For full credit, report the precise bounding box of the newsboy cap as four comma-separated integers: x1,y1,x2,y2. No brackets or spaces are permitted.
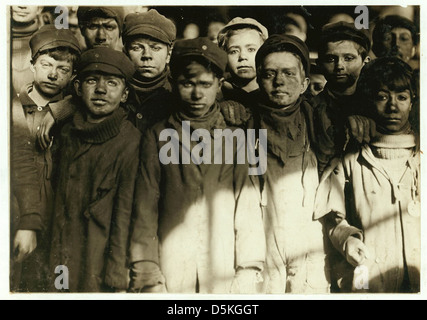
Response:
77,47,135,81
320,21,371,53
77,6,125,33
255,34,310,75
122,9,176,45
30,24,81,59
171,37,228,76
217,17,269,49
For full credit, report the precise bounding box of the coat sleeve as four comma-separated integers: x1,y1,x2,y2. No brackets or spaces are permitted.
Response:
233,140,266,271
104,129,141,290
129,128,162,266
11,100,43,231
314,156,363,256
49,95,78,123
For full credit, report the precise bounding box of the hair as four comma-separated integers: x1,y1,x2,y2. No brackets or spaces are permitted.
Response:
32,46,80,70
372,15,419,57
356,57,416,116
218,26,266,50
256,44,306,78
318,38,369,61
170,56,223,80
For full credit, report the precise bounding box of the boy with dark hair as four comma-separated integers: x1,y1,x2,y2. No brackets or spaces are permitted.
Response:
49,47,140,292
312,21,373,176
11,24,81,292
128,37,265,294
315,57,420,293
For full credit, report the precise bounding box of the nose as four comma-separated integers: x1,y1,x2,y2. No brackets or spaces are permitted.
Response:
95,79,107,94
238,50,248,61
335,57,345,70
387,94,398,111
48,68,58,80
191,85,203,100
96,27,106,40
273,72,286,86
141,46,152,59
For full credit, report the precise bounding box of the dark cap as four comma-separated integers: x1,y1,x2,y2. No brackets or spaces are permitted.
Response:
320,21,371,53
256,34,310,75
171,37,228,75
217,17,268,49
77,6,125,33
123,9,176,45
77,47,135,81
30,25,81,58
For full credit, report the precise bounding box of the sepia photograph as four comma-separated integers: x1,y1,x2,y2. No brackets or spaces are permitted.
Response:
2,0,425,303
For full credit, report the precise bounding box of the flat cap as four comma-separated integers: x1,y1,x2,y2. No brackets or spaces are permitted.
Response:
171,37,228,75
77,47,135,81
30,24,81,58
77,6,125,33
123,9,176,45
217,17,268,49
321,21,371,53
256,34,310,75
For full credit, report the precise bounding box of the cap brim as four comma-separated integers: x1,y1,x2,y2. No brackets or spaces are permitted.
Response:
124,26,171,44
78,63,126,79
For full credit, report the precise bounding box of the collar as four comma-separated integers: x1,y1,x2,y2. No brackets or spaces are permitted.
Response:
71,107,127,144
19,83,64,107
130,67,171,95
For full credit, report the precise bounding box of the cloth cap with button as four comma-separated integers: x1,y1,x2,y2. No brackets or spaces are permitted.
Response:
255,34,310,75
171,37,228,76
77,6,125,34
77,47,135,81
122,9,176,45
217,17,269,49
30,24,81,59
320,21,371,53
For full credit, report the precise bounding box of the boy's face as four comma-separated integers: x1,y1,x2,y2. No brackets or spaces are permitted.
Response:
75,73,129,122
83,17,120,49
258,51,309,108
319,40,368,92
12,6,41,24
31,54,73,98
127,37,171,79
373,86,412,134
226,29,263,82
176,61,222,118
382,27,415,62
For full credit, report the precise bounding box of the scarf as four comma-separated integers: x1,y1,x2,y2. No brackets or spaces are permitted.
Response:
12,19,39,39
257,97,307,165
171,103,226,137
72,107,127,144
130,68,171,96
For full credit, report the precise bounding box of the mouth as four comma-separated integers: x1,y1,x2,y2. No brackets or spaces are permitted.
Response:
272,91,289,97
13,11,29,16
334,74,347,79
237,66,253,71
189,103,206,109
91,99,108,106
42,82,58,89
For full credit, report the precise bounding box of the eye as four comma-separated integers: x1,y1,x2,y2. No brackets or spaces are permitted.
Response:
228,49,239,55
107,80,118,87
397,94,409,101
87,24,98,30
262,71,275,79
180,81,193,88
325,56,335,63
201,82,213,88
248,47,257,53
375,93,388,101
399,34,411,42
129,45,142,52
151,45,162,52
285,71,295,76
85,78,97,85
344,55,355,62
104,24,115,31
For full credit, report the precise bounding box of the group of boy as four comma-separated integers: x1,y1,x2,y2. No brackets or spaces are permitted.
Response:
11,6,420,294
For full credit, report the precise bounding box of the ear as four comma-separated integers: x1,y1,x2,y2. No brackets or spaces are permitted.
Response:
74,79,82,97
300,77,310,95
363,55,371,66
121,87,130,103
217,77,224,93
36,7,43,15
30,62,36,73
165,46,172,64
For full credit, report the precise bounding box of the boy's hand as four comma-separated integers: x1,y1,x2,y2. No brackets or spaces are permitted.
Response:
346,115,376,144
37,112,55,150
220,101,251,126
230,268,263,294
345,236,370,267
13,230,37,263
